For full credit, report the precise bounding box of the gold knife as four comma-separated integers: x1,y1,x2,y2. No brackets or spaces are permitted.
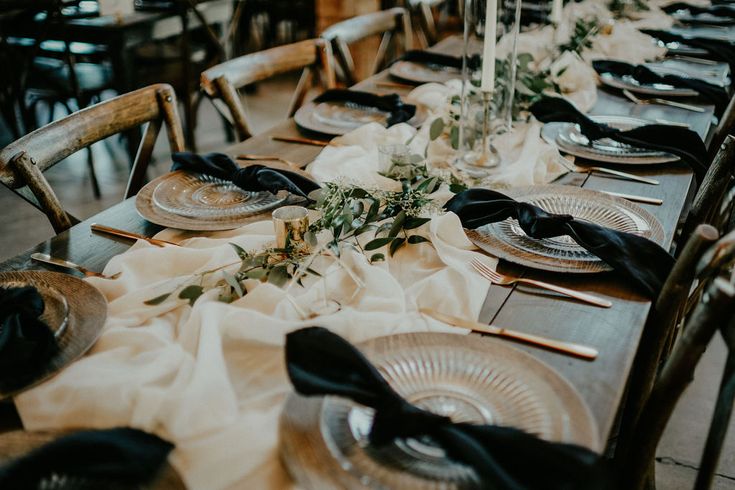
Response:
420,309,598,360
91,224,179,247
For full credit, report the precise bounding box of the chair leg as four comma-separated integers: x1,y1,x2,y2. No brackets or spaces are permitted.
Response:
86,146,101,199
694,350,735,490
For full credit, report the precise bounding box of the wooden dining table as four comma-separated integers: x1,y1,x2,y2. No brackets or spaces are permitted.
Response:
0,33,722,451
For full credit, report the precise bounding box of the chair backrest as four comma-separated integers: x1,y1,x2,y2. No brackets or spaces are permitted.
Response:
681,134,735,243
0,83,184,233
408,0,449,47
200,38,335,142
321,7,413,86
711,94,735,160
612,224,720,462
622,274,735,490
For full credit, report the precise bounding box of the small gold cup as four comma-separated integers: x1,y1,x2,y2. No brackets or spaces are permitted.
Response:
272,206,310,251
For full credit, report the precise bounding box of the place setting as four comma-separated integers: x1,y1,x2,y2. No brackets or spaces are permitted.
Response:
294,89,428,136
0,270,107,399
135,152,321,231
388,50,480,84
280,328,604,490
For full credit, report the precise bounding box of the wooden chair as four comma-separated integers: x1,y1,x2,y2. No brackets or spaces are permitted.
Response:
408,0,450,47
200,38,336,142
622,274,735,489
710,94,735,161
0,84,184,234
320,7,413,86
681,135,735,243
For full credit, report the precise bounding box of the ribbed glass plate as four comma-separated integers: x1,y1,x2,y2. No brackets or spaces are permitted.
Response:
541,115,680,165
389,60,461,84
312,102,388,129
294,101,427,136
466,185,665,274
152,172,284,219
280,333,599,490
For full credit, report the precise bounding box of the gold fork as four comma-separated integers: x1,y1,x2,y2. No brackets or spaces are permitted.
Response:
557,156,659,185
470,259,612,308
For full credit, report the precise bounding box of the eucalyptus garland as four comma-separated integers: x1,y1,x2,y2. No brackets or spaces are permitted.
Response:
558,17,600,54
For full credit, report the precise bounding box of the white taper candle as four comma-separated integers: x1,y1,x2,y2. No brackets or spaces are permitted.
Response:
481,0,498,93
551,0,563,25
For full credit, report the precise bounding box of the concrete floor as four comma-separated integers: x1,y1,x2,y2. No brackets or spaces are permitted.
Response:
0,76,733,489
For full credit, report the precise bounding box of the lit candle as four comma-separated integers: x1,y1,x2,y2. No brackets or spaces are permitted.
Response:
551,0,563,25
481,0,498,93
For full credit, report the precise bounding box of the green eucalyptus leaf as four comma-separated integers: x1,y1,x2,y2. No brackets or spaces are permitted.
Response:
429,118,445,140
268,265,289,287
144,292,171,306
389,237,406,256
229,242,249,259
404,217,431,229
388,210,406,238
365,237,395,250
179,285,204,306
370,253,385,263
304,230,318,247
407,235,429,244
244,267,268,280
222,271,244,298
450,126,460,150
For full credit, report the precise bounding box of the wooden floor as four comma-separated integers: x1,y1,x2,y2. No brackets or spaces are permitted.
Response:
0,75,733,489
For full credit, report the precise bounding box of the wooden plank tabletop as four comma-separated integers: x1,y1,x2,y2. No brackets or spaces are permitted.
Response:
0,34,720,448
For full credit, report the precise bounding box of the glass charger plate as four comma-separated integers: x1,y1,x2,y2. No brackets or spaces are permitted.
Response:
673,11,735,26
389,60,461,84
541,115,680,165
645,59,730,88
597,72,699,97
137,171,293,231
280,332,599,490
294,100,427,136
670,24,735,41
0,271,107,399
465,185,665,274
152,172,284,219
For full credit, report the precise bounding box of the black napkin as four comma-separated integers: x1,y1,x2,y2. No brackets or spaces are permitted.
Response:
313,89,416,126
286,326,613,490
530,96,709,181
592,59,728,114
661,2,735,19
399,50,483,71
445,188,674,297
0,428,174,488
0,286,58,385
171,152,320,199
641,28,735,71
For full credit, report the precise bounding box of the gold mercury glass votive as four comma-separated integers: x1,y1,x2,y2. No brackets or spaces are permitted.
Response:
272,206,310,251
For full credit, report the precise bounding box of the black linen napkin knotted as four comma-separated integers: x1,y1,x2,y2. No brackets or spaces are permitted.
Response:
399,50,483,71
0,286,58,384
313,89,416,126
641,28,735,71
0,428,174,488
286,326,613,490
592,59,728,115
530,96,709,181
171,152,320,199
445,188,675,298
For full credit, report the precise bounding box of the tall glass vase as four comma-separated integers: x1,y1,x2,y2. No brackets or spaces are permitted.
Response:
456,0,522,175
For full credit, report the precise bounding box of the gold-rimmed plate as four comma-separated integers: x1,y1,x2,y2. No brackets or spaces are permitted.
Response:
389,60,461,84
294,100,428,136
280,332,599,489
465,185,665,274
136,170,293,231
0,271,107,399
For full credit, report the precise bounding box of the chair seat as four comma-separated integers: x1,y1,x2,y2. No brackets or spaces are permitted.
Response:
28,57,113,95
